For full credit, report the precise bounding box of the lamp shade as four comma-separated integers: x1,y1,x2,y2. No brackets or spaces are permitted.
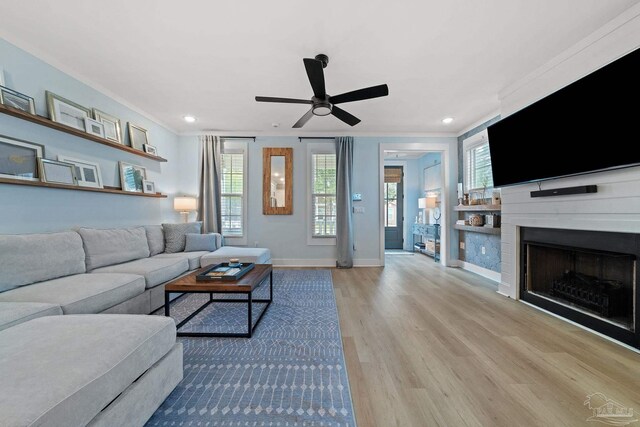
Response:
418,198,427,209
174,196,197,212
425,196,438,209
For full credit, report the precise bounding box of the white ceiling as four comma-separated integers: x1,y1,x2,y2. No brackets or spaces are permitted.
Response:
0,0,636,134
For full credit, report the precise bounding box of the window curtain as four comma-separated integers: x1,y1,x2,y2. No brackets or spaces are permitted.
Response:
197,135,223,233
335,136,354,268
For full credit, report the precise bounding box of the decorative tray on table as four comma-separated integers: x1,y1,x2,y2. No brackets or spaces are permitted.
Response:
196,262,255,282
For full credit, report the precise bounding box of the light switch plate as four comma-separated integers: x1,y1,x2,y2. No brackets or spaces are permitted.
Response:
353,206,365,214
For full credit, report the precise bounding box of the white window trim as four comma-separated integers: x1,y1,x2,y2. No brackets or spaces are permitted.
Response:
307,142,336,246
462,129,493,193
221,140,248,246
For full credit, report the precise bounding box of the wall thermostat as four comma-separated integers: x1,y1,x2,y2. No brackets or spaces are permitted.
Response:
352,193,362,201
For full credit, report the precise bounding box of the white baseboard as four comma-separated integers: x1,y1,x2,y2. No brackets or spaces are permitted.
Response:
272,258,383,267
459,261,501,283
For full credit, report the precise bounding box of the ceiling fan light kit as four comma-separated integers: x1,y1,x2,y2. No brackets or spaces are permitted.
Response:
255,53,389,128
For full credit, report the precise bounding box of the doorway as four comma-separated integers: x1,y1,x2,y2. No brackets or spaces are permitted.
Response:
384,166,404,249
379,143,452,267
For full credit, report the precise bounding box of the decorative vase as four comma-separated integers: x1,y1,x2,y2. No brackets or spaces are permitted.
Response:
469,214,484,227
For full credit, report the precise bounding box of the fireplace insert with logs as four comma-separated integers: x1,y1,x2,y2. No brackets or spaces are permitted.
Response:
521,227,639,348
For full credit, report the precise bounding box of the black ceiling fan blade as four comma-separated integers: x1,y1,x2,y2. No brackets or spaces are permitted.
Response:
329,84,389,105
293,108,315,128
303,58,326,99
331,106,361,126
255,96,313,104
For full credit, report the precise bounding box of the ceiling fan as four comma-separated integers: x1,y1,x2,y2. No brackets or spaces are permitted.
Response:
255,54,389,128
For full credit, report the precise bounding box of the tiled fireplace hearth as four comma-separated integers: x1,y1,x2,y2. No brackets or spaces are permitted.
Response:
520,227,639,348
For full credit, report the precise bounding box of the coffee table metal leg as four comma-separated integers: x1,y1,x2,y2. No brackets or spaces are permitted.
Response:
164,291,170,317
269,270,273,302
247,291,253,338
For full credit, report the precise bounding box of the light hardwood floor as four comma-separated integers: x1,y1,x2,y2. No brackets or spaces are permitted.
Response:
331,254,640,427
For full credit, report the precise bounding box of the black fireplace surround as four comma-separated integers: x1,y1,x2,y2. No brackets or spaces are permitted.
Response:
521,227,639,348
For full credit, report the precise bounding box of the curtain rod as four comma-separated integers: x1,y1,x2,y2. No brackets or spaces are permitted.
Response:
298,137,335,142
220,136,256,141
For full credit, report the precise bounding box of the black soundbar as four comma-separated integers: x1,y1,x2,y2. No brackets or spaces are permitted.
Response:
530,185,598,198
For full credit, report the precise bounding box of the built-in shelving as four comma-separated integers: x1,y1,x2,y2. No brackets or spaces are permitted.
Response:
454,204,502,212
454,224,501,235
0,177,167,198
0,104,168,162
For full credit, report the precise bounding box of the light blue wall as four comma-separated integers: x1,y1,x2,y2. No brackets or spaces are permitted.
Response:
457,116,501,272
178,135,457,264
0,38,182,233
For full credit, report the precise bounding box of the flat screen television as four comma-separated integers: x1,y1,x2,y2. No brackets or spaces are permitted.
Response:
487,47,640,188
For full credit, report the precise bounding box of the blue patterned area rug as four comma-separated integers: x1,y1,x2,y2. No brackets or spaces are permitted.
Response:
146,270,356,427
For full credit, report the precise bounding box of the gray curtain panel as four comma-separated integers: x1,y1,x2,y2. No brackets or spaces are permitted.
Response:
197,135,223,233
335,136,354,268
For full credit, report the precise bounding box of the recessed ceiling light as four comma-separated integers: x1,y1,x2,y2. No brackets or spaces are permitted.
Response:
280,178,284,182
183,115,196,123
274,173,280,177
442,117,454,125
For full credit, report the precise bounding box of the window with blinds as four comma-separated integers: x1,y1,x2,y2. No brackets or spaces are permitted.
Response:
221,152,245,237
311,153,337,237
464,141,494,192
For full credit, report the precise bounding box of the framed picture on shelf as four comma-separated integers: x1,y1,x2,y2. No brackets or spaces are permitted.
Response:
143,144,157,155
128,123,149,151
0,86,36,114
38,158,77,185
0,135,43,181
84,117,105,138
57,155,103,188
46,91,91,131
142,180,155,194
92,109,123,144
119,161,147,192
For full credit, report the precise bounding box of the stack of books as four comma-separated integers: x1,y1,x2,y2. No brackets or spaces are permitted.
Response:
456,219,469,226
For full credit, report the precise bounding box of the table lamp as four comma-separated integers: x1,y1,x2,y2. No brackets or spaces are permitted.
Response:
426,196,441,224
174,196,197,223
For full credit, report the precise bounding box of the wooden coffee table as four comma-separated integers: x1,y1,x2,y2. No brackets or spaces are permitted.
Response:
164,264,273,338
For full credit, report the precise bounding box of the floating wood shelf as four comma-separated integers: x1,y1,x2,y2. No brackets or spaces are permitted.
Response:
454,224,501,235
454,204,502,212
0,104,167,162
0,177,167,198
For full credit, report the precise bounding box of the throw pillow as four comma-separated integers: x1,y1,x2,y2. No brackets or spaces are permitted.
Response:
184,233,218,252
144,225,165,256
162,222,202,253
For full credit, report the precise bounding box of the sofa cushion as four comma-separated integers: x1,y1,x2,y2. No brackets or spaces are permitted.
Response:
0,314,176,427
0,231,85,292
92,257,189,288
0,273,145,314
200,246,272,268
78,227,150,271
145,225,165,256
162,222,202,253
154,251,210,270
184,233,218,252
0,302,62,331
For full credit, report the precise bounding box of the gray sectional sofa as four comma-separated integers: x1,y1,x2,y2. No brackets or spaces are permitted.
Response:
0,224,271,427
0,224,272,315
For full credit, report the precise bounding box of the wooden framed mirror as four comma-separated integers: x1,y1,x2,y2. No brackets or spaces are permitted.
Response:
263,147,293,214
